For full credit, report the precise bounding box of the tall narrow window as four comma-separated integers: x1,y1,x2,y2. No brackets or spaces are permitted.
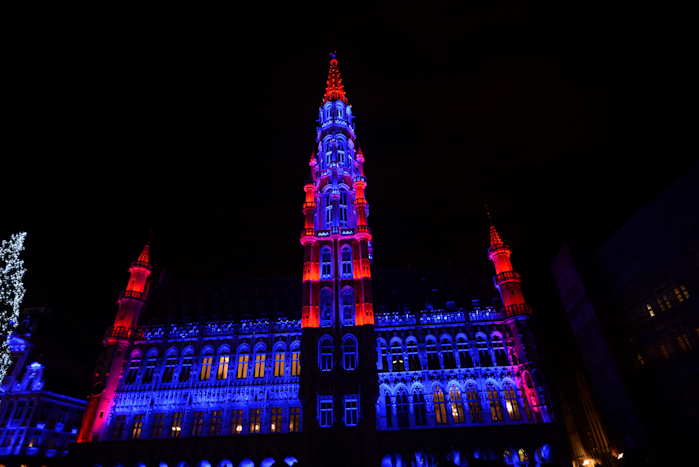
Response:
131,414,144,439
191,411,204,436
449,387,465,423
341,287,355,326
236,353,249,379
270,408,282,432
217,355,229,380
391,341,405,372
384,394,393,427
209,410,222,435
162,352,177,383
170,412,183,438
142,351,157,384
467,386,482,423
441,340,456,369
274,351,285,377
503,385,521,420
249,409,261,433
319,336,334,371
433,387,448,424
378,341,390,372
477,336,493,367
200,354,213,380
413,390,427,426
344,396,359,426
325,205,333,226
125,355,141,385
179,353,193,382
457,338,473,368
341,246,353,278
396,391,409,428
320,287,333,324
339,192,348,225
487,384,504,422
289,407,301,432
405,340,420,371
254,353,266,378
320,247,333,279
319,398,334,427
111,415,126,440
492,335,509,366
231,409,243,434
426,339,440,369
151,413,165,438
291,350,301,376
342,335,358,370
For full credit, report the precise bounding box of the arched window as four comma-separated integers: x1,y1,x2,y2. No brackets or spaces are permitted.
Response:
124,351,142,385
457,337,473,368
180,348,194,382
341,287,355,326
319,335,334,371
467,384,483,423
290,341,301,376
253,346,266,378
391,340,405,372
406,339,420,371
492,333,509,366
477,335,493,367
273,345,286,377
396,390,410,427
441,338,456,369
433,386,448,424
426,338,440,370
320,247,333,280
487,382,504,422
320,287,333,325
217,347,230,380
412,388,427,425
162,348,178,383
518,448,528,463
377,340,390,372
449,386,465,423
342,335,358,370
340,245,353,278
199,349,213,380
236,347,249,379
142,349,158,384
503,383,521,420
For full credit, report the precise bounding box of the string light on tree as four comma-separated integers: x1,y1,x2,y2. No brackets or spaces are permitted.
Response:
0,232,27,383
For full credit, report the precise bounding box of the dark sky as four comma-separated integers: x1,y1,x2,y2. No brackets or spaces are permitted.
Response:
4,2,696,397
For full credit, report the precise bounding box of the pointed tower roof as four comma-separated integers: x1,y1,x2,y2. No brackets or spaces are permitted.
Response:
485,205,506,248
134,242,151,267
323,52,348,104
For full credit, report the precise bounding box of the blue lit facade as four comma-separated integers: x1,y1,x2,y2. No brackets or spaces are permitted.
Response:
73,55,561,467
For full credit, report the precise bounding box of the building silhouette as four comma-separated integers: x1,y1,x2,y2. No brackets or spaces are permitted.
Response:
73,55,563,467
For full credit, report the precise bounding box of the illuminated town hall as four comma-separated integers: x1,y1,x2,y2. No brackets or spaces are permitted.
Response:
74,56,561,466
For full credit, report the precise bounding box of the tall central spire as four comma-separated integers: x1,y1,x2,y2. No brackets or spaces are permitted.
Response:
323,52,348,104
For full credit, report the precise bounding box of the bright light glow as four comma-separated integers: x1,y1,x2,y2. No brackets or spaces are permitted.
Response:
0,232,27,382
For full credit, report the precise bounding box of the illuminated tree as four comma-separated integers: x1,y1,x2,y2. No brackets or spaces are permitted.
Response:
0,232,27,383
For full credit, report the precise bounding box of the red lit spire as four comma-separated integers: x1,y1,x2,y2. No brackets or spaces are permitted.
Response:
323,52,348,104
134,242,151,267
486,205,505,248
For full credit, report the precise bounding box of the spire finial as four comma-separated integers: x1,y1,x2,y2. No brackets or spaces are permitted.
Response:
485,205,505,248
323,52,348,104
135,242,151,267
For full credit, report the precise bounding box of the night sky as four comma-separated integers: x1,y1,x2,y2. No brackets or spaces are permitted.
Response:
4,2,696,397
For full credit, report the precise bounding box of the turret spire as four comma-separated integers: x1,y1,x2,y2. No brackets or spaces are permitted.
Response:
323,52,348,104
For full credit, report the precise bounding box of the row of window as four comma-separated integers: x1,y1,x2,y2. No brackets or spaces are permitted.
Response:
377,335,513,372
643,284,690,318
319,287,356,326
318,395,359,427
319,245,353,279
110,407,302,441
124,350,301,386
381,384,529,428
318,335,357,371
636,328,698,366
